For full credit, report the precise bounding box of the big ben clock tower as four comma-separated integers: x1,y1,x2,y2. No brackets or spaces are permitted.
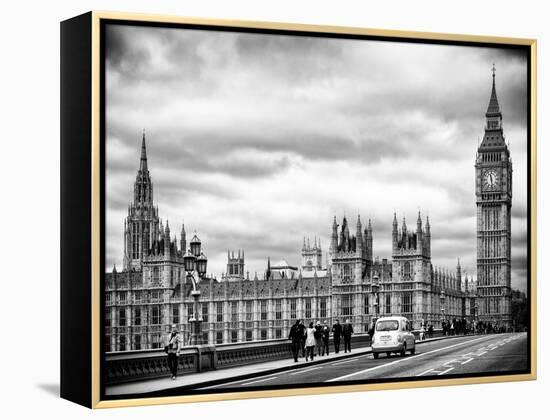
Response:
475,66,513,328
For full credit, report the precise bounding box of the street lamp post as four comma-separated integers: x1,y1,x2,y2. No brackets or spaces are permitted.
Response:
183,234,208,346
440,290,446,335
372,274,380,330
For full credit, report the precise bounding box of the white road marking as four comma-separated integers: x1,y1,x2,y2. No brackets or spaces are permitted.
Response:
332,357,365,365
461,357,474,365
289,366,321,375
438,367,455,375
240,376,278,386
327,335,490,382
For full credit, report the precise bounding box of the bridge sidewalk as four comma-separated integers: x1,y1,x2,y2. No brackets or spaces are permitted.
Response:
106,343,373,396
106,334,463,396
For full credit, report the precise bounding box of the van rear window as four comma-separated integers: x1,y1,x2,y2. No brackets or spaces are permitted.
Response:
376,320,399,331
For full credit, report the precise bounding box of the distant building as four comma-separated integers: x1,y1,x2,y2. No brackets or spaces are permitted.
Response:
105,132,479,352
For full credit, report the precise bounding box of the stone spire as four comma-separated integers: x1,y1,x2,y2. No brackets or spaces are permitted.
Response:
486,64,501,116
140,129,148,172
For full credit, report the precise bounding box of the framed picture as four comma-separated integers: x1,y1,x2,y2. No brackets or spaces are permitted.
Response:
60,11,537,409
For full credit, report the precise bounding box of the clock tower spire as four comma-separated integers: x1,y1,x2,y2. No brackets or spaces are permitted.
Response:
475,66,513,328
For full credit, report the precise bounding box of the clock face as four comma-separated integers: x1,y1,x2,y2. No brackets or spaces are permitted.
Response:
483,169,499,190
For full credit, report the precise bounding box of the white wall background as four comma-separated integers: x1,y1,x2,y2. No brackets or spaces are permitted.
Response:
0,0,546,418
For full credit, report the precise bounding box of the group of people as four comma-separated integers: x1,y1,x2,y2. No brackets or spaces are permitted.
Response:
288,319,354,362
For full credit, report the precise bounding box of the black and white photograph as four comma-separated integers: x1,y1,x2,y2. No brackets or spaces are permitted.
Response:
101,21,532,399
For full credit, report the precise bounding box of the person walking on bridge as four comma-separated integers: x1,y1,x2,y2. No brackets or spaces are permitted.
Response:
305,322,316,361
288,319,304,362
164,324,181,380
332,319,342,354
343,319,354,353
322,320,330,356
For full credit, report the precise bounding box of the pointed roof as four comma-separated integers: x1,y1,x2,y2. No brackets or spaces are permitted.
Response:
139,130,148,172
486,64,501,116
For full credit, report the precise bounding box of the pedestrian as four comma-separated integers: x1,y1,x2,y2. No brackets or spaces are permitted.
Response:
419,324,426,341
428,324,434,338
164,324,180,380
298,319,306,357
314,321,323,356
322,320,330,356
288,319,303,362
332,319,342,353
450,320,455,336
305,322,316,361
343,318,354,353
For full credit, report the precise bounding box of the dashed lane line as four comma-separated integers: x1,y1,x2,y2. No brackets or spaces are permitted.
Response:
240,376,278,386
326,335,490,382
289,366,321,375
416,333,525,377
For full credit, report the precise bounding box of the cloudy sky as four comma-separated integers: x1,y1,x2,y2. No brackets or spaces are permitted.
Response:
105,24,529,291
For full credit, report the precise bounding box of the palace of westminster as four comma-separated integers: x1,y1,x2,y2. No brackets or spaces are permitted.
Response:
105,70,513,352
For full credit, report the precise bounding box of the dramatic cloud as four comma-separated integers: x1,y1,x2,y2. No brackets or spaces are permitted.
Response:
105,24,529,291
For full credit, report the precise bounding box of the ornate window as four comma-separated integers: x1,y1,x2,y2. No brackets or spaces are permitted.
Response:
245,301,253,321
152,266,160,284
343,264,352,283
216,302,224,322
172,306,179,324
260,300,268,320
231,301,239,322
305,298,312,318
385,294,391,314
134,335,141,350
105,310,111,327
402,262,411,279
119,335,126,351
289,299,297,319
118,308,126,326
320,297,327,318
202,303,209,322
401,292,412,313
275,299,282,320
364,295,369,314
134,308,141,326
152,306,161,324
342,295,352,316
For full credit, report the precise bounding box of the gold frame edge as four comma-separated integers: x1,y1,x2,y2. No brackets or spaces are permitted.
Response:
88,10,538,409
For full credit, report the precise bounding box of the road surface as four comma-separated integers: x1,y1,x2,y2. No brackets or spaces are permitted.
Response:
201,333,528,390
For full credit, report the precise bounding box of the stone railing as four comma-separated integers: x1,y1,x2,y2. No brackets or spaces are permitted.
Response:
105,333,372,385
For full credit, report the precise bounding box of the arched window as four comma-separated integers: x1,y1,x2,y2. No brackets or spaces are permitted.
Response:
402,262,411,278
343,265,352,283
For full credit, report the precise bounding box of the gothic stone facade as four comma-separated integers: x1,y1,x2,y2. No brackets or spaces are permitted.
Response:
105,134,477,352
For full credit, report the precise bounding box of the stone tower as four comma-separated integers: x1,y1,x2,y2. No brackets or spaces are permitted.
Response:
301,236,322,271
475,66,513,327
226,250,245,278
123,132,160,270
392,212,431,284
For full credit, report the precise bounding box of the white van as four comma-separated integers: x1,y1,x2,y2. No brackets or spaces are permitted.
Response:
371,316,416,359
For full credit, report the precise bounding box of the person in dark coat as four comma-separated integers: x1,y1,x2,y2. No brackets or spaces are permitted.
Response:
332,319,342,354
288,319,303,362
314,321,323,356
299,319,306,357
321,320,330,356
342,318,354,353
